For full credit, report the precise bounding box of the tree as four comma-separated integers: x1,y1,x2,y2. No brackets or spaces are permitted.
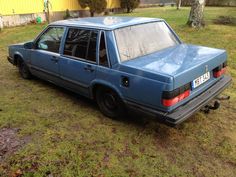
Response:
177,0,182,10
187,0,206,28
44,0,52,23
79,0,107,17
120,0,140,13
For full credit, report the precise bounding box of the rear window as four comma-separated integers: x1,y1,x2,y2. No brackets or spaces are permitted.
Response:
114,22,179,62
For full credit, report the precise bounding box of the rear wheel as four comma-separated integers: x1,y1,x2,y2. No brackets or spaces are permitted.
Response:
18,59,32,79
96,87,126,119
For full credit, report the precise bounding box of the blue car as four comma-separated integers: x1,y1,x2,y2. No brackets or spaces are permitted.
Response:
7,17,231,126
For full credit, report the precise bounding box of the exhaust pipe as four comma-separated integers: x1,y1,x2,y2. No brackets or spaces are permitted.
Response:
216,95,230,101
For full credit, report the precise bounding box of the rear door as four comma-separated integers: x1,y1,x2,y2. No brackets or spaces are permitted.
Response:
59,28,98,96
30,26,65,82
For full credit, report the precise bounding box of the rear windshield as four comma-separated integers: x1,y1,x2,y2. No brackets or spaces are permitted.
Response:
114,22,179,62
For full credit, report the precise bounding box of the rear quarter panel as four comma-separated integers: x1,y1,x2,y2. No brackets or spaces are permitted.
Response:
94,66,174,112
98,31,174,112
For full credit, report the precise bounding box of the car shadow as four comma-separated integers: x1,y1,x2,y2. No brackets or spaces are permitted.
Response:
29,76,186,132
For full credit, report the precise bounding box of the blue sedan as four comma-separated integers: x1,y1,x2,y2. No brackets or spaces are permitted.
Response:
7,17,232,126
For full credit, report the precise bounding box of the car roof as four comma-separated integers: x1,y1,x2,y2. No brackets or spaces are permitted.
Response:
50,16,163,30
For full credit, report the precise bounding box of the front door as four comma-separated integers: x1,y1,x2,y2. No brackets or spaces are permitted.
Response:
59,28,98,97
30,26,65,83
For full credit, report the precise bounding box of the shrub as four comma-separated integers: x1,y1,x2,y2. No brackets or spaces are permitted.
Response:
64,9,71,19
79,0,107,17
120,0,140,13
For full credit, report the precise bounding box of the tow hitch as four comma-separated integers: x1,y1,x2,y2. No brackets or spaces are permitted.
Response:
201,95,230,114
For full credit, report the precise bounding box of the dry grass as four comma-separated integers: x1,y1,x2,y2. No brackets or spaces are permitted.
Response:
0,7,236,177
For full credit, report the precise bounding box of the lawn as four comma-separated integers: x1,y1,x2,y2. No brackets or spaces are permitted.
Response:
0,6,236,177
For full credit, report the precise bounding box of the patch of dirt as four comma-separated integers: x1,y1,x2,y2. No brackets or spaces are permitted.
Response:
0,128,24,161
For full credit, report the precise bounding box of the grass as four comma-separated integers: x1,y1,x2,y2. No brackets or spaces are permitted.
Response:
0,6,236,177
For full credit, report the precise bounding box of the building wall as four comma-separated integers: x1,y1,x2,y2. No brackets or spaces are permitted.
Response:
0,0,121,28
140,0,175,4
0,0,121,16
1,13,46,27
0,0,44,15
107,0,120,9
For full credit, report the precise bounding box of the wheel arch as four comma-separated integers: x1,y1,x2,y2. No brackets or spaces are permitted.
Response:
90,81,124,100
13,52,24,66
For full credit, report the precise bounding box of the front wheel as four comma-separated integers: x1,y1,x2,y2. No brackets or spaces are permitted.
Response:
18,60,32,79
96,87,126,119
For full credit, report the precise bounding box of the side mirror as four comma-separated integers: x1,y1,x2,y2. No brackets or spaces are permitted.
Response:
24,41,34,49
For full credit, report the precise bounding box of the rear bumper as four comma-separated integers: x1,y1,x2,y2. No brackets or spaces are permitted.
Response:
7,56,15,65
125,76,232,126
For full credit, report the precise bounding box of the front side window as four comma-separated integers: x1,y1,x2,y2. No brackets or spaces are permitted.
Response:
114,22,179,62
36,27,64,53
64,28,98,63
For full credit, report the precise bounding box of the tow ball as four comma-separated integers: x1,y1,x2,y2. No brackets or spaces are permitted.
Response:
201,95,230,114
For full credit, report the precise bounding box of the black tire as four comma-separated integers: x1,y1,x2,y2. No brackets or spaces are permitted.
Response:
18,59,32,79
96,87,126,119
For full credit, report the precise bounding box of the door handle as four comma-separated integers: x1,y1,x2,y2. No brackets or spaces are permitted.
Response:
51,56,59,62
84,65,95,72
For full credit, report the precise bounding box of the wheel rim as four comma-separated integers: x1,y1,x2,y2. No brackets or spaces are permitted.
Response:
103,92,117,110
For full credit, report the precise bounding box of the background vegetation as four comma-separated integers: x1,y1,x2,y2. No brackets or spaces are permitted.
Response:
0,6,236,177
79,0,107,17
121,0,140,13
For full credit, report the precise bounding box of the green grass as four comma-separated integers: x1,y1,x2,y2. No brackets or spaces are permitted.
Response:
0,7,236,177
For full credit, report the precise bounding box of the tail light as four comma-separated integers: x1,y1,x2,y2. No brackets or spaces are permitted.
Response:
213,61,227,78
162,83,191,107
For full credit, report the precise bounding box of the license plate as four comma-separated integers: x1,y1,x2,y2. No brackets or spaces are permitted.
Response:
192,72,210,89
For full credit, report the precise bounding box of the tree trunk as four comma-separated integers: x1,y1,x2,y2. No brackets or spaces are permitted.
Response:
177,0,181,10
0,16,3,30
45,0,50,23
90,11,94,17
187,0,206,28
46,7,50,23
127,7,131,13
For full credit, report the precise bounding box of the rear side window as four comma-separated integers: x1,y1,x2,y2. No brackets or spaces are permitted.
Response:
87,31,98,62
36,27,65,53
99,32,109,67
64,28,98,63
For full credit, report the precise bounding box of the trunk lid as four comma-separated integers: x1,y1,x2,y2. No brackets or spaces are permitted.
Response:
121,44,227,89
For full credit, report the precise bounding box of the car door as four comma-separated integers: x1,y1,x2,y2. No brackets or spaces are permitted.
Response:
59,28,98,97
30,26,65,83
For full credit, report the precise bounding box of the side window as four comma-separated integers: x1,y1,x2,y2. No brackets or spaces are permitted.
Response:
64,28,98,63
87,31,98,62
36,27,64,53
99,32,109,67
